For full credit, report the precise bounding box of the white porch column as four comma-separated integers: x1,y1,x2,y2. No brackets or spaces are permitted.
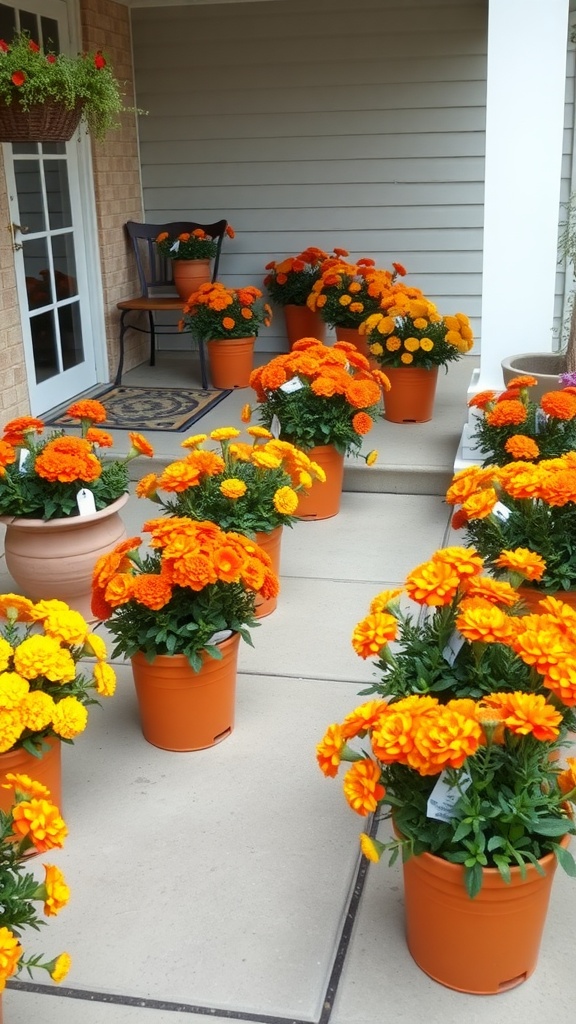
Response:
477,0,570,390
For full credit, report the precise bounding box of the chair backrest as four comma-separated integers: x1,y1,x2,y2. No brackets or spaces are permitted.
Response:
125,219,228,297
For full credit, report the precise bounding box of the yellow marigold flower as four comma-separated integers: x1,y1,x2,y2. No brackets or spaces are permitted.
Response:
371,709,416,764
220,478,248,500
433,546,483,578
41,864,71,916
41,608,89,647
0,708,24,752
210,427,241,441
251,450,282,470
339,294,352,306
0,671,29,708
51,697,88,739
11,798,68,852
49,951,72,983
309,461,326,483
369,342,384,356
316,723,344,777
365,450,378,467
400,352,413,364
13,635,75,683
228,442,252,462
273,486,299,515
0,638,12,672
1,772,51,798
0,927,23,991
359,833,385,862
298,470,313,489
404,336,420,352
463,576,519,607
494,548,546,581
341,700,388,739
376,316,395,335
93,662,116,697
246,426,273,439
455,598,517,644
343,759,385,816
352,612,397,659
30,599,70,622
369,589,402,614
83,633,108,660
420,337,434,352
181,433,208,449
21,691,55,732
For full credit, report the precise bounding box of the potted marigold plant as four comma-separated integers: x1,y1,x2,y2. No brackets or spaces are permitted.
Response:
357,264,474,423
91,516,278,751
155,224,235,301
0,774,72,1006
181,282,272,389
0,31,129,142
263,246,337,346
467,374,576,464
317,544,576,993
136,426,323,617
446,453,576,601
0,402,153,619
248,338,386,520
0,592,115,808
306,255,395,353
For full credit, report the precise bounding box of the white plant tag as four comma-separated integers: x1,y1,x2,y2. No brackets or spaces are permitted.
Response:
427,769,472,822
442,630,465,666
280,375,304,393
206,629,233,646
169,240,180,254
492,501,511,521
18,449,30,471
270,414,281,439
76,489,97,516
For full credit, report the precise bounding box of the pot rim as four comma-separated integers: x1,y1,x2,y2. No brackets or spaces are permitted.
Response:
130,632,240,667
0,490,129,529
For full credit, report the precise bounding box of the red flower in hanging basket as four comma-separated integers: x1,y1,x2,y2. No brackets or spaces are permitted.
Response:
10,70,26,87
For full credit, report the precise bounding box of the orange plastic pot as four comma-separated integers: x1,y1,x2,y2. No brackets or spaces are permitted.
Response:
382,366,439,423
517,586,576,612
283,305,326,348
296,445,344,521
253,526,282,617
401,837,568,994
130,633,240,751
207,336,255,389
0,737,62,814
334,325,373,361
0,493,128,623
171,259,211,302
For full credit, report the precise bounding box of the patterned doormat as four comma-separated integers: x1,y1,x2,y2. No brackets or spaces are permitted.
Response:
47,385,232,432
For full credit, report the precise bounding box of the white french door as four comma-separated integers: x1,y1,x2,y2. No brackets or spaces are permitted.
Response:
2,0,100,414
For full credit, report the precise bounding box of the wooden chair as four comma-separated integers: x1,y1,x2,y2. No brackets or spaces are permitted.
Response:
115,219,228,389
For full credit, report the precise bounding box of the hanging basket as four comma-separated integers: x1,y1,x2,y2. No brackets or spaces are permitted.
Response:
0,101,83,143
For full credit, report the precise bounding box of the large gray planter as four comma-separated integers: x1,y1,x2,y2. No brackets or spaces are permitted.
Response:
501,352,566,403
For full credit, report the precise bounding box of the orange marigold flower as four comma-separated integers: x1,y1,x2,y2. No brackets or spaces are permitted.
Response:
461,488,498,520
35,436,101,484
540,390,576,420
455,597,517,644
504,435,540,461
135,473,158,499
316,723,344,777
405,559,460,607
2,416,44,445
481,691,562,741
451,509,469,530
392,261,407,276
0,927,23,991
557,757,576,794
0,439,16,467
371,709,416,764
220,478,248,500
543,658,576,707
493,548,546,581
352,612,398,659
66,399,107,423
345,379,381,409
273,486,299,515
222,316,235,330
128,432,154,457
352,412,373,435
341,700,388,739
130,574,173,611
485,399,527,427
343,758,385,816
11,798,68,852
506,375,538,389
157,461,201,492
409,707,483,775
240,403,252,423
463,575,519,607
468,390,497,409
86,427,114,448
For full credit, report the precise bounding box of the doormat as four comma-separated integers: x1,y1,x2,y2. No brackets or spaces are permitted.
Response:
46,385,232,433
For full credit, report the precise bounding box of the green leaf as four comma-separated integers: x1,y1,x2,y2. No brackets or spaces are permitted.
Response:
552,843,576,877
464,862,483,899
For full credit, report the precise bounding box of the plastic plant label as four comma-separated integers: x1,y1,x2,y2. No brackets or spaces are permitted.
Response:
169,240,181,254
18,449,30,471
492,501,511,521
279,375,304,393
270,414,281,439
76,488,97,516
427,769,472,823
206,629,233,646
442,630,465,666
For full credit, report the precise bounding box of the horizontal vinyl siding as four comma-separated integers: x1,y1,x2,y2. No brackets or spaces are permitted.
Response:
132,0,488,351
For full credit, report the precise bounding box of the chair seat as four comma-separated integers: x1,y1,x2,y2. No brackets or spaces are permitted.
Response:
117,296,184,312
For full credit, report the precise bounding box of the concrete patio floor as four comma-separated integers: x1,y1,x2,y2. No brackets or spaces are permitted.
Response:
1,352,574,1024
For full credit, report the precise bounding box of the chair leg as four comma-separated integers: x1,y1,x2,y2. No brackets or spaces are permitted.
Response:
115,312,128,385
148,311,156,366
199,340,209,390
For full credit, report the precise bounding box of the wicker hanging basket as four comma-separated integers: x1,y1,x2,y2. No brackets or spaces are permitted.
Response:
0,101,83,143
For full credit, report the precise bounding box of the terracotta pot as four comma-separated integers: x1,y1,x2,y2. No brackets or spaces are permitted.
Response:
402,836,569,994
283,305,326,348
295,445,344,521
381,365,439,423
171,259,211,302
334,325,373,361
0,737,62,814
517,586,576,612
0,493,128,623
207,336,255,389
130,633,240,751
253,526,282,617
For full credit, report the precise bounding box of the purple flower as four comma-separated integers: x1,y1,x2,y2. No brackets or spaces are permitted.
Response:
559,371,576,387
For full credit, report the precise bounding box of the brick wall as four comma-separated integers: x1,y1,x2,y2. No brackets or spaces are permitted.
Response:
0,157,29,419
81,0,146,376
